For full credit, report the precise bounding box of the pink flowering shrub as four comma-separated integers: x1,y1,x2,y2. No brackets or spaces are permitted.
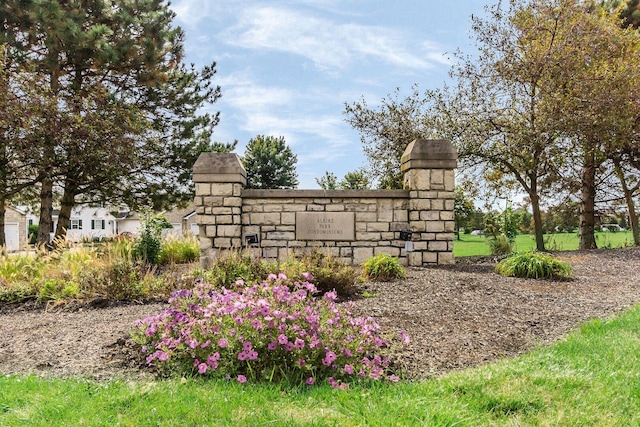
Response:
132,273,406,386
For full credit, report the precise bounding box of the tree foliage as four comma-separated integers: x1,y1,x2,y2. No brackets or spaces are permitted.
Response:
316,171,338,190
344,0,640,251
344,86,437,189
0,0,222,246
243,135,298,189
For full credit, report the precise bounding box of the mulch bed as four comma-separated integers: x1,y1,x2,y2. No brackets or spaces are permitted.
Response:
1,248,639,380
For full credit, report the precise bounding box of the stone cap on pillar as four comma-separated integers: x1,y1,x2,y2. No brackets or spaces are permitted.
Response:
193,152,247,184
401,139,457,171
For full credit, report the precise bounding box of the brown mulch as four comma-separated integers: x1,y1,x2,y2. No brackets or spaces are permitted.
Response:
1,248,639,381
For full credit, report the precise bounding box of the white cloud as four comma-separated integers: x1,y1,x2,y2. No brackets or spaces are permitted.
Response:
224,6,445,73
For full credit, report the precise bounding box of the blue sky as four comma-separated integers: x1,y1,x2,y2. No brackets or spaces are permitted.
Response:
170,0,490,188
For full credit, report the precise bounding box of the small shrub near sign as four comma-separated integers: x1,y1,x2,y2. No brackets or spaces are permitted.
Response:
362,254,406,281
495,252,572,280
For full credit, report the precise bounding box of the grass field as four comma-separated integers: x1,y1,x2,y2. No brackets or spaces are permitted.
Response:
2,304,639,426
453,231,635,257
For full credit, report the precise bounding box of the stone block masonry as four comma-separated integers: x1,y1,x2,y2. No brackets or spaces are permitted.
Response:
193,139,457,268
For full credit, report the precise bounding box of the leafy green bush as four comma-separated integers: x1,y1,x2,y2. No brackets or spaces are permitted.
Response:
489,234,513,255
133,274,407,386
362,254,406,282
495,251,572,279
133,214,172,265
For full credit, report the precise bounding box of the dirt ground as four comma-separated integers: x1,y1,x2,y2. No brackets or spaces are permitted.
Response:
1,247,639,381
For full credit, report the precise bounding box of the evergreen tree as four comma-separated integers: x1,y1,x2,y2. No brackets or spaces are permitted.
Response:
243,135,298,189
0,0,221,245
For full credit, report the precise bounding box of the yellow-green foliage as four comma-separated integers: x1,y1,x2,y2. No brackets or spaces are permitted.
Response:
495,251,572,279
196,250,361,296
0,238,198,303
279,251,361,296
362,254,406,282
489,234,513,255
158,236,199,264
196,251,273,288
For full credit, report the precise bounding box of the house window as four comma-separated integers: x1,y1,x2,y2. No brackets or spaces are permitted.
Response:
91,219,105,230
70,219,83,230
28,219,33,227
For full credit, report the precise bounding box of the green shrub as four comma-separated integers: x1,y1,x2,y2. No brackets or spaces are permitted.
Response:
28,224,38,245
133,214,172,265
38,279,80,301
279,250,361,296
158,237,199,264
362,254,406,282
495,251,572,279
197,251,273,288
489,234,513,255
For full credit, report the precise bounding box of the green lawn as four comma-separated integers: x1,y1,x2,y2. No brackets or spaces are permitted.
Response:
454,231,635,257
2,304,640,426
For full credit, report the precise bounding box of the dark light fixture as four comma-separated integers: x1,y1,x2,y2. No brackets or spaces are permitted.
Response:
245,233,259,245
399,230,413,241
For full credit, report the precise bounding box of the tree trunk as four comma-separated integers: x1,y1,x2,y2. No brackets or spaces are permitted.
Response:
36,177,54,248
530,191,546,251
54,179,77,242
579,148,597,250
614,162,640,246
0,197,5,248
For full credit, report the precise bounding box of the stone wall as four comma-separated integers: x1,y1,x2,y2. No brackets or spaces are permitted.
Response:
193,139,457,268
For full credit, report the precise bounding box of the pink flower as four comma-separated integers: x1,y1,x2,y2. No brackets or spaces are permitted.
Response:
247,350,258,360
400,330,411,345
305,377,315,385
237,375,247,383
238,351,248,361
324,290,337,302
217,338,228,348
278,273,288,280
294,338,305,350
251,319,262,330
344,364,354,375
388,375,399,382
267,341,277,351
267,274,277,281
277,334,288,345
298,358,306,367
198,363,208,374
301,272,314,281
324,350,337,363
243,341,253,351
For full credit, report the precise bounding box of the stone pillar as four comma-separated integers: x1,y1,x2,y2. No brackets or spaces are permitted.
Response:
193,153,246,268
401,139,457,265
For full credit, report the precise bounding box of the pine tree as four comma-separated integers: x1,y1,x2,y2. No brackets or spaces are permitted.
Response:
243,135,298,189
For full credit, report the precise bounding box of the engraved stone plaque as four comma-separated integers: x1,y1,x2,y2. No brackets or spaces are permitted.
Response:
296,212,355,241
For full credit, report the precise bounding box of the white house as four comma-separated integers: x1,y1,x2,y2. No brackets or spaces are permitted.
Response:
22,204,198,244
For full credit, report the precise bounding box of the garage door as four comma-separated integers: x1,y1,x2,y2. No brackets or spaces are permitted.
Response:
5,223,19,252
